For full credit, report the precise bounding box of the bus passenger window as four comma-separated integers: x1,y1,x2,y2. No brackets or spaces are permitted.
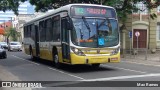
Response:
39,21,46,41
46,19,52,41
52,16,60,42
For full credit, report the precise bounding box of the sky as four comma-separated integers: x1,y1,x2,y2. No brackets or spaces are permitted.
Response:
0,1,35,23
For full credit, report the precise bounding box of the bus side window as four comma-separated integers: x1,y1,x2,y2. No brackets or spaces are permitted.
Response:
39,21,46,42
46,18,52,41
24,26,27,38
52,15,60,42
31,24,35,41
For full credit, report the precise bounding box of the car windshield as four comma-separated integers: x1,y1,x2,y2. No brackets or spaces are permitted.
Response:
10,42,21,45
71,18,119,47
0,42,7,45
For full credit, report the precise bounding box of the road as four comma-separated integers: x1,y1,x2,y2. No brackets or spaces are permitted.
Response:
0,51,160,90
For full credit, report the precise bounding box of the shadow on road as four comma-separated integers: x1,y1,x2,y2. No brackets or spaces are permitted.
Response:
27,58,117,73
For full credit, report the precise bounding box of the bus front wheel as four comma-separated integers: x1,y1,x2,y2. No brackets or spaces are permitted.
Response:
92,64,100,68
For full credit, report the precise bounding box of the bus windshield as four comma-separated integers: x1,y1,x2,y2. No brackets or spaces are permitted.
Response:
71,18,119,47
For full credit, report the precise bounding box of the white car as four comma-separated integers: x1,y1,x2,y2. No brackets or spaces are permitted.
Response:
0,42,8,49
8,42,22,51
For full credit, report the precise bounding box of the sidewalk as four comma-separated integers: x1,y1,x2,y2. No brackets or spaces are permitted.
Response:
120,50,160,66
0,66,32,90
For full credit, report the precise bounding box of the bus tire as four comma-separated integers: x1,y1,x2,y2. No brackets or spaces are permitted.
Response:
30,46,35,60
53,54,61,68
92,64,100,68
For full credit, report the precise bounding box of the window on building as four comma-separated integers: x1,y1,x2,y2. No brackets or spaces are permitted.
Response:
133,2,148,15
157,6,160,13
157,24,160,41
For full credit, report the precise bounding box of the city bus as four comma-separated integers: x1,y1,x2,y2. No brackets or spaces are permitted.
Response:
23,4,120,68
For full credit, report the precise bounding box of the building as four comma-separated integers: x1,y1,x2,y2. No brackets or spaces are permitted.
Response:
0,1,35,24
15,14,36,42
0,22,12,41
121,0,160,52
0,1,35,42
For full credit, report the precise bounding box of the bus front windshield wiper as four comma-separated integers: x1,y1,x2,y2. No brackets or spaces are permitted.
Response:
98,17,110,29
75,24,84,39
82,16,91,38
98,17,112,35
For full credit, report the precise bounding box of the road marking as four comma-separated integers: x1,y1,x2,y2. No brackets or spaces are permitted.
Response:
121,61,160,67
81,73,160,81
102,65,147,74
12,55,40,65
155,65,160,67
48,67,85,80
12,55,84,80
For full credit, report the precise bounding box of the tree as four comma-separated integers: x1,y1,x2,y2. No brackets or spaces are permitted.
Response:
28,0,160,29
0,0,27,15
1,0,160,19
4,27,21,42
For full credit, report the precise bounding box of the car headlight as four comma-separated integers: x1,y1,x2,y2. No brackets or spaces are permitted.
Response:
71,47,85,56
111,47,120,55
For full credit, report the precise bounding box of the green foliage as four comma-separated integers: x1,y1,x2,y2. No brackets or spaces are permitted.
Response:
4,27,21,41
1,0,160,19
0,0,27,15
27,0,160,21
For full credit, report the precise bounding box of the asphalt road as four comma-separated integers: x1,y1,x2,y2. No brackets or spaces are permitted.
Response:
0,51,160,90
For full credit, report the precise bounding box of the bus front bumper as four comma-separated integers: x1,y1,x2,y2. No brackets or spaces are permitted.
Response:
70,52,120,64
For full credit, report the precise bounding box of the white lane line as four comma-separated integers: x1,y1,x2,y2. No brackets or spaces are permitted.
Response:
48,67,85,80
102,65,147,74
121,61,160,67
12,55,84,80
81,73,160,81
155,65,160,67
12,55,40,65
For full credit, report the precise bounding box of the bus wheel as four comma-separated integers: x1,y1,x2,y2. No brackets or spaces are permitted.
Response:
30,50,33,60
30,49,35,60
54,54,61,68
92,64,100,68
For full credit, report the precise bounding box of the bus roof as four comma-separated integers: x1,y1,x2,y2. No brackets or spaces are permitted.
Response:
24,4,115,26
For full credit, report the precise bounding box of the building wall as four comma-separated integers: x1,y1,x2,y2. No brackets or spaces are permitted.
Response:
123,1,159,50
0,1,35,24
156,9,160,48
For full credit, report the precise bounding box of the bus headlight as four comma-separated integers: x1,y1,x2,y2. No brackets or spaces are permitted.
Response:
71,47,85,56
111,47,120,55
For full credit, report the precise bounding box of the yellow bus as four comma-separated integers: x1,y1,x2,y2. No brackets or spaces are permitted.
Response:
23,4,120,68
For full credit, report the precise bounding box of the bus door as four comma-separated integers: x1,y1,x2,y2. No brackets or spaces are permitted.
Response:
61,17,70,62
35,25,40,57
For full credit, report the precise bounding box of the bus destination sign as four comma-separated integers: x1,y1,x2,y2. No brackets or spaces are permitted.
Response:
71,6,116,18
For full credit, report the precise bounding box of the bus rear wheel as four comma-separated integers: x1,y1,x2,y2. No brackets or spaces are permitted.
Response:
30,48,36,60
30,50,34,60
92,64,100,68
53,54,61,68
